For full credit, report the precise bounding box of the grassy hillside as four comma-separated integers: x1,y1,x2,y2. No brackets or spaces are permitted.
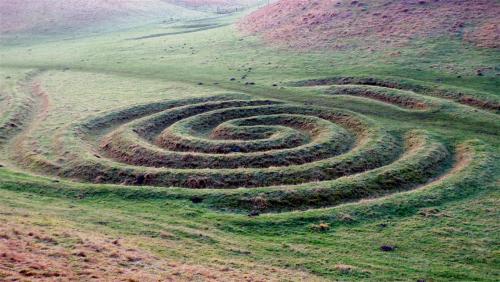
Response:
0,0,208,37
169,0,268,10
0,3,499,281
240,0,500,50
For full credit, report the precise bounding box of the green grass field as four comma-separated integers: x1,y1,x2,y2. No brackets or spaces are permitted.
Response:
0,10,499,281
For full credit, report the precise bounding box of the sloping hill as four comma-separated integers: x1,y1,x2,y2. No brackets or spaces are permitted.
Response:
170,0,262,8
0,0,206,35
239,0,500,50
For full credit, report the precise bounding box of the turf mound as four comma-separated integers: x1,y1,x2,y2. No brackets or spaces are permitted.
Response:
291,76,500,113
4,72,495,212
9,87,467,212
0,87,33,144
50,93,406,188
239,0,500,50
0,71,40,144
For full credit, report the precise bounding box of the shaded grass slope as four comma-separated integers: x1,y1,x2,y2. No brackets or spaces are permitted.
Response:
0,0,205,36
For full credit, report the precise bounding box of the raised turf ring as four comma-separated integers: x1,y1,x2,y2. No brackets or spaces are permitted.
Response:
8,82,494,212
39,92,448,194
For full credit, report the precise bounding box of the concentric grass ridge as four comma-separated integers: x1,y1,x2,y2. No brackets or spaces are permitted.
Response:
291,76,500,113
4,78,487,213
49,94,403,189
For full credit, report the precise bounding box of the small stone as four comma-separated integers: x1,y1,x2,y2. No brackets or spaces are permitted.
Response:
190,196,203,204
380,245,396,252
248,210,260,217
134,175,145,185
75,251,86,257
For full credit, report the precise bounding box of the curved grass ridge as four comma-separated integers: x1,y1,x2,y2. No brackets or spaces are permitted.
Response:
290,76,500,113
2,138,492,216
14,93,413,189
102,113,353,168
53,95,401,188
0,73,39,145
203,130,451,212
0,91,33,144
13,93,252,169
283,139,497,220
7,90,472,212
323,84,440,111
